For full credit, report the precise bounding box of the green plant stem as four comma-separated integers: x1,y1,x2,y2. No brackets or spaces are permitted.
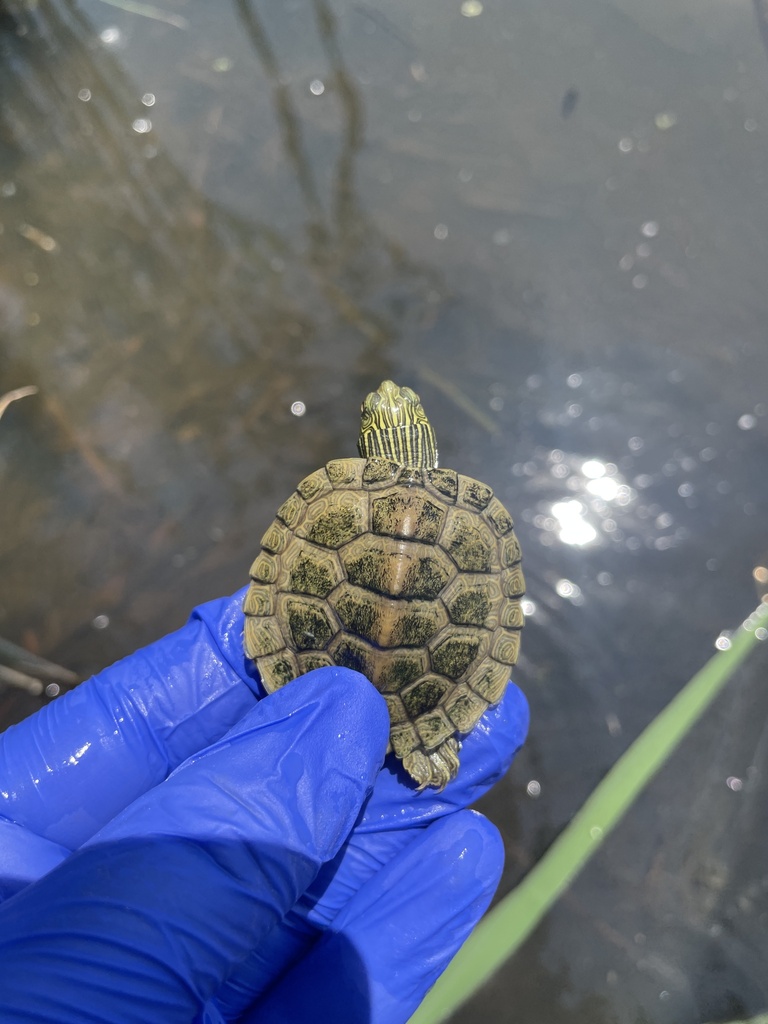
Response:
409,603,768,1024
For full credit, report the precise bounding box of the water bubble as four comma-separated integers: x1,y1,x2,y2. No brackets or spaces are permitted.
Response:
618,137,634,152
45,683,61,698
738,413,757,430
567,373,583,388
726,776,743,791
745,119,758,132
309,79,325,95
655,111,677,130
606,712,622,736
141,92,156,107
434,223,448,240
460,0,484,15
291,401,306,417
526,779,541,797
641,221,659,237
99,26,121,46
555,579,584,605
632,274,648,289
619,254,634,271
92,614,110,630
715,633,732,651
78,88,92,102
132,118,152,134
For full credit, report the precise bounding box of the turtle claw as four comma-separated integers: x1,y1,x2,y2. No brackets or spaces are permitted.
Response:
403,737,461,791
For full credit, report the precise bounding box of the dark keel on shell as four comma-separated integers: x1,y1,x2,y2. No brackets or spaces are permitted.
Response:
243,382,524,789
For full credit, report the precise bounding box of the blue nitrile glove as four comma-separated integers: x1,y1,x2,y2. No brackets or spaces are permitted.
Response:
0,591,529,1024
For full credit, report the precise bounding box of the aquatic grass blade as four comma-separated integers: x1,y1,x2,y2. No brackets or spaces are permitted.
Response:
409,602,768,1024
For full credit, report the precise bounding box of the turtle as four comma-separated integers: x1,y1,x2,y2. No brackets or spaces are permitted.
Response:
243,380,525,789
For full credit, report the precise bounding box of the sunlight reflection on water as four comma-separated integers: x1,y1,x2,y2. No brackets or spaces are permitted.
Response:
516,449,680,553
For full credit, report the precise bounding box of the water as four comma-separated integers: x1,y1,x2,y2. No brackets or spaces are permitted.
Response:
2,0,768,1020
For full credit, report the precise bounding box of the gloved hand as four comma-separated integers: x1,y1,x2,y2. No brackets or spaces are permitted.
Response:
0,591,529,1024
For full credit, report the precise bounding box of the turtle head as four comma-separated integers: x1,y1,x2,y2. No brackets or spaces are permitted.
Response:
357,380,438,469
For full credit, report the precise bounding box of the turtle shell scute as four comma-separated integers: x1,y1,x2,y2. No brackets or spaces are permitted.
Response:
298,491,368,548
341,535,454,600
371,490,445,543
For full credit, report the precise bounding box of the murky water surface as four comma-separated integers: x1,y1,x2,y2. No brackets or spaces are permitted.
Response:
2,0,768,1020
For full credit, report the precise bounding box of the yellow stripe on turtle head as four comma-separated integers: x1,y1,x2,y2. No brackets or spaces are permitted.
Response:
358,381,438,469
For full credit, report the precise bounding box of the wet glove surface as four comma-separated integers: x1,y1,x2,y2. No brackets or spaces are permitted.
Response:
0,591,529,1023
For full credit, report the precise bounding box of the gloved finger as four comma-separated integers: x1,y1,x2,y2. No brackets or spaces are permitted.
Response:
208,680,527,1018
0,670,390,1023
304,677,529,922
0,591,256,851
0,822,71,902
251,810,504,1024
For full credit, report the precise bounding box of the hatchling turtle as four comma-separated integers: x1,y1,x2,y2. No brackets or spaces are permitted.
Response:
243,380,525,789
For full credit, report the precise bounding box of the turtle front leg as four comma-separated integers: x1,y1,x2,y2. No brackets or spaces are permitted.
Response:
403,737,461,791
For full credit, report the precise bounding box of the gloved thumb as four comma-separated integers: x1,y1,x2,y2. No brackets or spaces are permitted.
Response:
0,669,389,1023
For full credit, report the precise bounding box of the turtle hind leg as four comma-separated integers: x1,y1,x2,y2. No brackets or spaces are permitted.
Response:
403,737,461,791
